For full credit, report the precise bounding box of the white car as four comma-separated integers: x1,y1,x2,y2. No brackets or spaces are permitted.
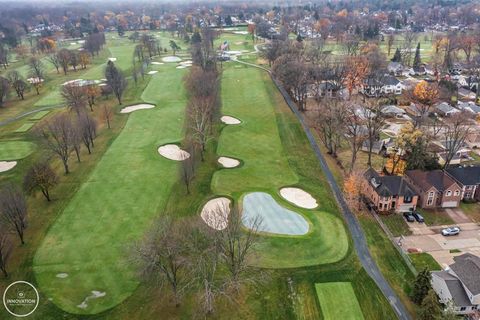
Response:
441,227,460,236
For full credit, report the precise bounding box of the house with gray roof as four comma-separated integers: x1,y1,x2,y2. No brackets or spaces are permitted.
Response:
446,166,480,201
432,253,480,315
435,102,460,117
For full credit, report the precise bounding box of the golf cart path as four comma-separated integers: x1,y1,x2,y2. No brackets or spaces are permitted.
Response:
233,58,412,320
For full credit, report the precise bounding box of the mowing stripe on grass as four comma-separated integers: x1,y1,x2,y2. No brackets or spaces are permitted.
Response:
14,122,36,133
33,65,188,314
315,282,365,320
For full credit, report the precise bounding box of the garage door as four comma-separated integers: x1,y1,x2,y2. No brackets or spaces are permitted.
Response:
442,201,458,208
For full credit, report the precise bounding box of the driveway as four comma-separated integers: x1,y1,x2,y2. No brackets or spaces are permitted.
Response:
445,208,471,224
400,222,480,267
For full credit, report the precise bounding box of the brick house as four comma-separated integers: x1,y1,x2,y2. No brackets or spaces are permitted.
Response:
446,166,480,201
405,170,462,208
362,168,418,213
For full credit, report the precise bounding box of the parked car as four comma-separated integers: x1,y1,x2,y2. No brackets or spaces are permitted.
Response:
412,212,425,223
403,212,415,222
442,227,460,236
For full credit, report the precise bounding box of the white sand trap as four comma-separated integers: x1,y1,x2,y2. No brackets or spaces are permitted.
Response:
108,57,117,62
120,103,155,114
147,70,158,75
201,197,231,230
176,65,188,69
158,144,190,161
56,273,68,279
162,56,182,63
225,50,242,55
234,31,249,35
77,291,106,309
0,161,17,173
151,62,164,65
280,187,318,209
218,156,240,168
221,115,241,125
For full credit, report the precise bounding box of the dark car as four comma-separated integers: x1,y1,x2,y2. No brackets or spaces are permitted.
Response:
412,211,425,223
403,212,415,222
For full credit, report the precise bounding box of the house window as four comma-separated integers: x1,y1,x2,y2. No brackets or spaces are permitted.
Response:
404,196,412,203
379,203,383,209
427,199,433,206
446,190,452,196
460,307,466,311
454,190,460,196
429,191,434,197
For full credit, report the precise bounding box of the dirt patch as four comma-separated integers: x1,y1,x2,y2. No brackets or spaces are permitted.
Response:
158,144,190,161
201,197,231,230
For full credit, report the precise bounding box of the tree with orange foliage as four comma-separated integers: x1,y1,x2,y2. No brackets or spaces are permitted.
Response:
344,57,370,99
85,85,101,111
79,52,91,69
411,81,439,126
343,170,363,211
247,24,256,41
458,36,475,63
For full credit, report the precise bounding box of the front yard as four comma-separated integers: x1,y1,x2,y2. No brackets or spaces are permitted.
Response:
417,208,455,226
380,213,412,237
460,202,480,223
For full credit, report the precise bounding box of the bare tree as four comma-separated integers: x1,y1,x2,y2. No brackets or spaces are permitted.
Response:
23,162,58,201
62,84,88,115
105,61,127,104
344,103,367,172
189,97,213,161
0,228,13,277
215,206,262,287
443,113,472,168
77,113,97,154
272,54,309,111
132,217,194,307
180,146,195,195
57,49,71,75
36,114,75,174
48,53,61,74
0,184,27,244
362,100,386,166
103,105,112,129
315,99,345,156
0,77,9,107
7,71,27,100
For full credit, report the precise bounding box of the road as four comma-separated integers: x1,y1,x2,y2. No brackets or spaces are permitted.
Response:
232,58,412,320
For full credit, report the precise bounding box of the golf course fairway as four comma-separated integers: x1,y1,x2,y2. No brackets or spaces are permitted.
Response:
33,65,188,314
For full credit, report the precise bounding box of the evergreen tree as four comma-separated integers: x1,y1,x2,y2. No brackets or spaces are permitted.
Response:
411,268,432,305
391,48,402,62
419,289,442,320
413,42,422,69
296,34,304,42
191,31,202,44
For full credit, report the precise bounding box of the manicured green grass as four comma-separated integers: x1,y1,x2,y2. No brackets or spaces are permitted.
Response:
417,208,455,226
213,65,349,268
0,140,35,160
380,213,412,237
315,282,365,320
409,253,441,271
14,122,36,133
460,202,480,222
29,110,50,120
33,64,188,314
215,32,255,51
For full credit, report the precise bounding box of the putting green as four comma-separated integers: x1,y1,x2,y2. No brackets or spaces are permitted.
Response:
33,65,188,314
14,122,36,133
0,140,35,160
315,282,365,320
213,65,348,268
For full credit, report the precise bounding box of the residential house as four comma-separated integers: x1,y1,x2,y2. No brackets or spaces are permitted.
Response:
361,75,404,97
435,102,460,117
434,141,471,166
405,170,462,208
388,62,405,76
458,87,476,101
446,166,480,201
457,101,480,114
466,130,480,149
363,168,418,212
408,64,427,76
431,253,480,315
381,105,407,119
361,137,394,155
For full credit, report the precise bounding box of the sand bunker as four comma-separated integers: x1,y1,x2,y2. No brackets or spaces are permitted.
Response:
234,31,249,35
77,291,106,309
218,156,240,168
56,273,68,279
147,71,158,75
151,62,164,65
162,56,182,63
108,57,117,62
242,192,309,235
0,161,17,173
280,188,318,209
201,197,231,230
158,144,190,161
221,116,241,125
224,50,242,55
120,103,155,114
176,65,188,69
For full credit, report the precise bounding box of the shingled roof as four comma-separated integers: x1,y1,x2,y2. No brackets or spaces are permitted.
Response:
450,253,480,296
405,170,457,192
364,168,416,198
446,166,480,187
